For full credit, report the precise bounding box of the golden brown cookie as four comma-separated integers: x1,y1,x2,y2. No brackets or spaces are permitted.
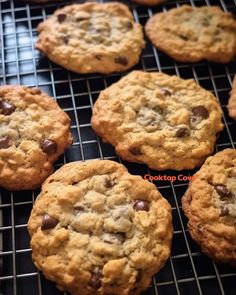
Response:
36,2,145,74
28,159,173,295
0,85,73,191
145,5,236,63
91,70,223,170
227,76,236,120
182,149,236,266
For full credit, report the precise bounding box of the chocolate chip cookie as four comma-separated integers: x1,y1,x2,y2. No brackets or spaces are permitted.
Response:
36,2,145,74
227,76,236,120
132,0,167,6
145,5,236,63
28,159,173,295
0,85,73,191
182,149,236,265
91,71,223,170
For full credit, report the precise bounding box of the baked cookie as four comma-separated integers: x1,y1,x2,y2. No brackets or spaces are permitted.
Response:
36,2,145,74
91,71,223,170
132,0,167,6
145,5,236,63
28,159,172,295
0,85,73,191
182,149,236,265
227,76,236,120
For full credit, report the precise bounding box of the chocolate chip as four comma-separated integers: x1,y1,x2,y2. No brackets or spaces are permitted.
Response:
74,205,84,211
0,136,11,149
220,205,229,217
176,128,190,138
133,200,150,211
62,36,69,44
130,147,142,156
192,106,209,120
89,272,102,289
57,13,66,23
126,21,133,29
114,56,128,66
41,214,58,230
160,88,172,96
179,34,188,41
214,184,231,198
0,100,16,115
41,139,57,155
104,178,113,188
73,203,85,216
95,54,102,60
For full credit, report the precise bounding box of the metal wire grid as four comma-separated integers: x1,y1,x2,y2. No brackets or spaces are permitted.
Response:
0,0,236,294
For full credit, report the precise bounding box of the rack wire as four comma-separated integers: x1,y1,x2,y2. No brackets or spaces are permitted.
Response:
0,0,236,294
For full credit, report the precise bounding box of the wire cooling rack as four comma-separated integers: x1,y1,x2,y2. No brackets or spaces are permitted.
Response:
0,0,236,294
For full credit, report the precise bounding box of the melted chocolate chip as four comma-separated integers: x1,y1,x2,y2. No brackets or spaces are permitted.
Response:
41,214,58,230
41,139,57,155
160,88,172,96
63,36,69,44
133,200,150,211
74,205,84,212
179,34,188,41
130,147,142,156
104,178,113,188
214,184,231,198
0,136,11,149
57,13,66,23
0,100,16,115
89,272,102,289
220,205,229,217
176,128,190,138
114,56,128,66
192,106,209,120
126,21,133,29
95,54,102,60
74,203,85,216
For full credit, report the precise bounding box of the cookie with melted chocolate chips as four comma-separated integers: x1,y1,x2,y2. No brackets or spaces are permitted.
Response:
91,70,223,170
182,149,236,266
0,85,73,190
145,5,236,63
28,160,173,295
35,2,144,74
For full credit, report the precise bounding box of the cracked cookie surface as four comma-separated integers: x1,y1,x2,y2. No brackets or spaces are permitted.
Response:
182,149,236,265
91,71,223,170
227,76,236,121
0,85,72,191
28,160,173,295
145,5,236,63
36,2,145,74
